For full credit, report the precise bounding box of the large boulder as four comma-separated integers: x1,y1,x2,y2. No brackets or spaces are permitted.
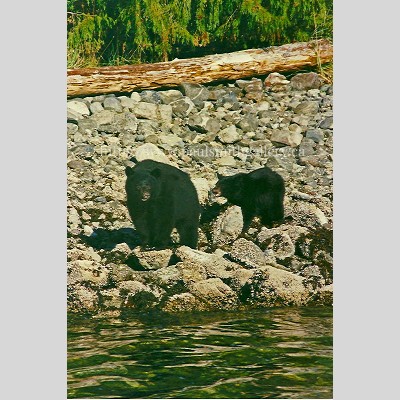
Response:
189,278,238,310
290,72,322,90
212,206,243,246
241,266,310,306
229,238,267,268
134,143,171,164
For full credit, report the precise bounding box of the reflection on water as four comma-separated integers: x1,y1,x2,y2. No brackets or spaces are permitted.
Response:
68,307,332,399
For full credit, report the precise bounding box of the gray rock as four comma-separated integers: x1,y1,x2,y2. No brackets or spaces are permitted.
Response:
68,285,99,313
158,134,184,147
89,102,104,114
133,102,159,120
300,265,325,290
90,109,115,127
135,143,170,164
319,116,333,129
180,83,210,104
235,79,253,89
67,160,88,170
140,90,162,104
120,132,137,146
218,125,241,144
67,100,90,116
187,114,221,134
215,92,239,109
68,260,109,289
229,238,266,268
67,109,84,122
241,267,309,306
67,123,79,134
192,178,212,205
130,92,141,102
306,129,324,143
119,280,164,309
137,120,158,136
150,265,183,291
162,293,202,312
158,90,183,104
119,96,138,109
244,78,263,93
189,278,238,309
290,72,322,90
104,97,123,112
287,202,329,228
212,206,243,246
292,115,310,126
158,104,173,125
208,88,229,101
215,155,236,167
131,248,173,270
92,95,106,102
294,101,319,115
187,143,218,162
170,97,195,117
100,288,122,310
237,115,259,132
298,137,316,156
257,231,295,261
270,129,303,147
144,134,158,144
288,123,303,135
254,101,270,112
264,72,290,92
109,264,136,283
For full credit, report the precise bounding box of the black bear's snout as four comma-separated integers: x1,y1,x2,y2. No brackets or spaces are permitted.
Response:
137,183,152,201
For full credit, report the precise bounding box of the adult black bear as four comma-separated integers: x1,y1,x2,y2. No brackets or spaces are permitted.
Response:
125,160,200,249
212,166,285,232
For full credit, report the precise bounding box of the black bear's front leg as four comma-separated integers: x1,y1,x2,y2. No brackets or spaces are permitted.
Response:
150,212,175,250
132,216,151,248
176,219,198,249
241,208,255,234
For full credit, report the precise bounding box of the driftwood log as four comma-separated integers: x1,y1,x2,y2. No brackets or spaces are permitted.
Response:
67,39,332,97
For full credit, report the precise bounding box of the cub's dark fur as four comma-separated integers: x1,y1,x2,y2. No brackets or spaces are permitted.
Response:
212,166,285,231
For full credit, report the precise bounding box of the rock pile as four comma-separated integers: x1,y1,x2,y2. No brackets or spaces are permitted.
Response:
67,71,333,315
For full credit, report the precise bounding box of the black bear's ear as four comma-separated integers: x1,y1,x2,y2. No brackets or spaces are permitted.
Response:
125,166,134,176
216,172,223,180
151,168,161,178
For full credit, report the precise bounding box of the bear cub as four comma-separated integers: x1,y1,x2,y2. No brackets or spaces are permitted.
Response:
212,166,285,232
125,159,200,249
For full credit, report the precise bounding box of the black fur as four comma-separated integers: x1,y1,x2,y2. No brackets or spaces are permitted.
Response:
125,160,200,249
212,166,285,232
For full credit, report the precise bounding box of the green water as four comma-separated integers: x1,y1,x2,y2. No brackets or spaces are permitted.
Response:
68,307,332,399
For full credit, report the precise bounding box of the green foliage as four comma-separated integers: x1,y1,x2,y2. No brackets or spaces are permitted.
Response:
67,0,333,68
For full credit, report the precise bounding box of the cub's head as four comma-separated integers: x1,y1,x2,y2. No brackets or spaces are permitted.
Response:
211,172,245,203
125,166,161,202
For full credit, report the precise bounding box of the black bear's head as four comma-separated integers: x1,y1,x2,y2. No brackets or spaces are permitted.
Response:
212,172,245,204
125,166,161,202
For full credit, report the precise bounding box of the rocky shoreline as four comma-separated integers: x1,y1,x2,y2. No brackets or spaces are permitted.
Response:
67,71,333,315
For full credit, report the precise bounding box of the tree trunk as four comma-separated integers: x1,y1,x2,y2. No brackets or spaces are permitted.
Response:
67,39,332,97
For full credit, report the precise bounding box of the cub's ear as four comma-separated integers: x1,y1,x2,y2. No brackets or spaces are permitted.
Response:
216,172,224,180
125,166,134,176
151,168,161,178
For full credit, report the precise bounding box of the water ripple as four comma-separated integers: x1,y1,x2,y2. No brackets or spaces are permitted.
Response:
68,307,332,398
